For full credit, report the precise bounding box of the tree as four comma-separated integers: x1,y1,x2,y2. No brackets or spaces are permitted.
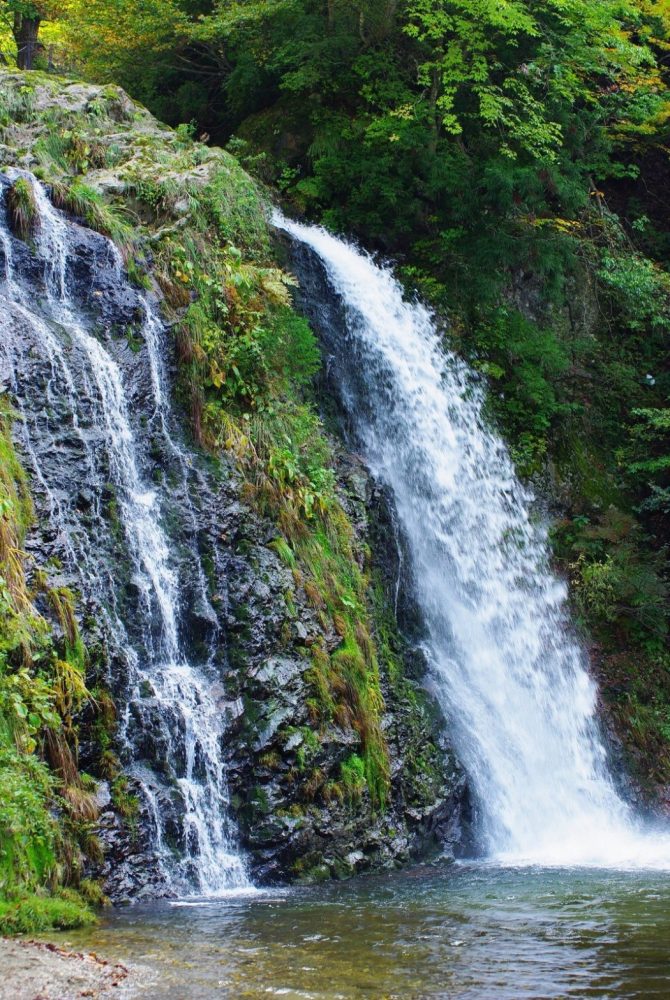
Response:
1,0,62,69
62,0,191,80
61,0,192,123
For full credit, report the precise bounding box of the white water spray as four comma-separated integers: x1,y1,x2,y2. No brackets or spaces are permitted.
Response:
276,212,670,869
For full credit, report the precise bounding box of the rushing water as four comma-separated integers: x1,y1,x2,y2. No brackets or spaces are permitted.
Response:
274,213,670,869
58,863,670,998
0,172,248,894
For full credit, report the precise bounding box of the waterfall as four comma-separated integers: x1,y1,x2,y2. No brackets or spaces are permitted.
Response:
0,172,249,895
275,212,670,869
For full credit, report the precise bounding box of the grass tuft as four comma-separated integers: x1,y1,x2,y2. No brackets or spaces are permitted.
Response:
6,178,39,242
0,892,96,934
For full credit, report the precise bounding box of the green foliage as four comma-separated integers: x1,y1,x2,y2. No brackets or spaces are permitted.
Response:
625,408,670,514
470,307,572,467
0,890,95,934
0,398,99,930
552,503,670,783
164,225,319,437
554,508,668,646
6,177,39,242
598,252,670,330
339,753,366,801
0,745,57,893
110,775,139,829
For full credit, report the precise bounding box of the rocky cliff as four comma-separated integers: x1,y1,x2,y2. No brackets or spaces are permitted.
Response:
0,69,468,903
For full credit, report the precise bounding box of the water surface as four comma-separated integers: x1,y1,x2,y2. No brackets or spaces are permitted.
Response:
60,863,670,998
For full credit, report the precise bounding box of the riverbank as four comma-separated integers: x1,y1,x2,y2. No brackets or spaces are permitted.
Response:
0,937,133,1000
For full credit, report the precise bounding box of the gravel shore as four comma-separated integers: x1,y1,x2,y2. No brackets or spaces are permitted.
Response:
0,938,133,999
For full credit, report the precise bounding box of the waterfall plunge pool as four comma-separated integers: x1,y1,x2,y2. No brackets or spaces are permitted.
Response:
52,862,670,998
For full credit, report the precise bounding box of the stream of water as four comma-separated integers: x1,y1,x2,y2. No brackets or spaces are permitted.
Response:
0,172,249,894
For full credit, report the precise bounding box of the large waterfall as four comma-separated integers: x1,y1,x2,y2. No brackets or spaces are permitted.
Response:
276,212,670,868
0,172,249,895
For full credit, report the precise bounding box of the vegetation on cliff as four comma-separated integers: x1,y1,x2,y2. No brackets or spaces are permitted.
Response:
0,398,98,932
1,65,450,915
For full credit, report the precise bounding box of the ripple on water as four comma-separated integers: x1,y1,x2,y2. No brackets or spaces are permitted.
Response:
49,864,670,999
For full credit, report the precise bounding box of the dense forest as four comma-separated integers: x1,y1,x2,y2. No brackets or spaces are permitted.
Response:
0,0,669,941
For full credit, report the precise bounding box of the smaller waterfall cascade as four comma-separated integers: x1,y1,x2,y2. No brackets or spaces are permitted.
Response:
0,172,249,894
276,212,670,869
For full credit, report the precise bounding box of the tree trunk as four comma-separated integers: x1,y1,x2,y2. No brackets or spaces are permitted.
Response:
13,14,42,71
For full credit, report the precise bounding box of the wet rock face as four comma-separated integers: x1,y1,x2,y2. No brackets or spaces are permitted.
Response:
0,197,145,625
0,174,141,331
208,455,469,884
81,439,468,891
1,198,180,899
94,779,170,903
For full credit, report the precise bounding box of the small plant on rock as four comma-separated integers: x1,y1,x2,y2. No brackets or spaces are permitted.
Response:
7,178,39,242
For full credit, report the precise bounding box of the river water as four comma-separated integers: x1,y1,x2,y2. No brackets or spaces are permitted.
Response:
59,863,670,998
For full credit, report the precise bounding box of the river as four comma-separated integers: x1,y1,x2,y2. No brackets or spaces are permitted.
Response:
59,862,670,998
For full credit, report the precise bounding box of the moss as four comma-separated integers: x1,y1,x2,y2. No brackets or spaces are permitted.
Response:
126,256,152,290
125,326,144,352
340,753,366,802
0,398,34,573
249,786,271,818
290,854,331,882
110,775,139,825
294,726,320,771
270,537,296,567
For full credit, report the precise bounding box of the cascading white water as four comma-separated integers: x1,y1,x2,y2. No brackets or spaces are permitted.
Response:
0,172,249,894
276,212,670,869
